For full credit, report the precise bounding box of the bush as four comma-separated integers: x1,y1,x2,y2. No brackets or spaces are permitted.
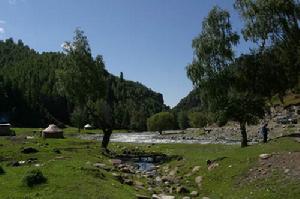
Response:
147,112,176,134
188,112,208,128
177,111,190,130
0,165,5,175
22,169,47,187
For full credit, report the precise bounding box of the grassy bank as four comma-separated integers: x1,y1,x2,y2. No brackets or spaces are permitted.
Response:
0,130,299,199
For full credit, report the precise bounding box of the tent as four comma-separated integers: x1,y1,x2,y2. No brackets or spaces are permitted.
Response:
42,124,64,138
0,123,12,136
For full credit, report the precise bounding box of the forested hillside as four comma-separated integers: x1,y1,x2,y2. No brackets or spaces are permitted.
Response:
172,89,201,112
0,38,167,130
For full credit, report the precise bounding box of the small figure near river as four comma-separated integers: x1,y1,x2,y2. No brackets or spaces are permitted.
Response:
261,123,269,143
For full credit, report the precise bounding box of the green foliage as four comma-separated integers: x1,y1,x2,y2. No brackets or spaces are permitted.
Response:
234,0,300,95
0,33,166,129
177,111,190,130
22,169,47,187
187,6,239,84
186,6,266,147
188,112,209,128
147,112,176,133
70,106,88,131
234,0,300,44
130,110,147,131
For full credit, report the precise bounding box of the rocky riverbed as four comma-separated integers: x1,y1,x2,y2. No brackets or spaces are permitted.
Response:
74,121,299,145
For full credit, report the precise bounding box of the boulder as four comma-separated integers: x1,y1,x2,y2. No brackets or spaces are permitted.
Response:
259,154,272,160
195,176,203,187
169,167,178,176
136,194,151,199
190,191,199,197
152,194,175,199
176,186,189,194
111,159,122,166
208,162,219,171
21,147,39,154
192,166,201,173
123,178,133,185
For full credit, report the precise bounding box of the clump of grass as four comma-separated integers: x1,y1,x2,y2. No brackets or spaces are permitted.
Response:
22,169,47,187
0,165,5,175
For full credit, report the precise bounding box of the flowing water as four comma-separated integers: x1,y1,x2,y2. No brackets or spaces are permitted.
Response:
74,132,248,145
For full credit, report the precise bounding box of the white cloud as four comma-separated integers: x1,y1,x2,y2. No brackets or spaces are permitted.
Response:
0,27,5,34
0,20,6,24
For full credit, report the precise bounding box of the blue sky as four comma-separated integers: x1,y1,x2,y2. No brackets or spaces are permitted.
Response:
0,0,252,107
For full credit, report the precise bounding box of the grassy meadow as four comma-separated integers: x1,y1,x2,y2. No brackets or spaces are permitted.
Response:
0,129,299,199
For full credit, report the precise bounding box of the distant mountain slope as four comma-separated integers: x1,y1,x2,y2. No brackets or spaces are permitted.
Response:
172,89,201,112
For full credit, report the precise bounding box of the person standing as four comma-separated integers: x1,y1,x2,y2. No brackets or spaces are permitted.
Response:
261,123,269,143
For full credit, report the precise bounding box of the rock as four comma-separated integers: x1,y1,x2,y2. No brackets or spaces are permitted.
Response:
18,160,26,165
155,176,162,183
136,194,151,199
195,176,203,187
11,161,20,167
21,147,39,154
161,175,176,183
182,197,190,199
134,180,144,187
169,167,178,176
152,194,160,199
208,162,219,171
93,163,106,168
176,186,189,194
152,194,175,199
27,157,38,163
192,166,201,173
120,166,132,173
259,154,272,159
202,197,210,199
123,178,133,185
52,148,61,154
190,191,198,197
111,159,122,165
284,169,290,173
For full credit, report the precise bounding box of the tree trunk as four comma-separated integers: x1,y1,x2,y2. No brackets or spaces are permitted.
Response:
102,128,112,149
240,122,248,148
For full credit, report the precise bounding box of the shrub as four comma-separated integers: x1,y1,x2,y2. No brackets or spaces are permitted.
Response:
188,112,208,128
0,165,5,175
177,111,190,130
22,169,47,187
147,112,176,134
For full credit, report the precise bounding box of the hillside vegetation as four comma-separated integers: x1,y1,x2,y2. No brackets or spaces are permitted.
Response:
0,38,167,130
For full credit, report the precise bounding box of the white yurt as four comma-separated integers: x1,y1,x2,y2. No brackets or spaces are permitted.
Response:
42,124,64,138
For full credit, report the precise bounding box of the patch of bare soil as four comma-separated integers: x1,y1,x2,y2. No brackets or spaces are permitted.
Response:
240,152,300,184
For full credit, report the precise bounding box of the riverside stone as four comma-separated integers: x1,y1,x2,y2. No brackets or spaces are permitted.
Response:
192,166,201,173
190,191,199,196
195,176,203,187
259,154,272,159
176,186,189,193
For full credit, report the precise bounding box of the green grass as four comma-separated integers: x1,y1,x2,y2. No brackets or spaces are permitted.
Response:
0,131,299,198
